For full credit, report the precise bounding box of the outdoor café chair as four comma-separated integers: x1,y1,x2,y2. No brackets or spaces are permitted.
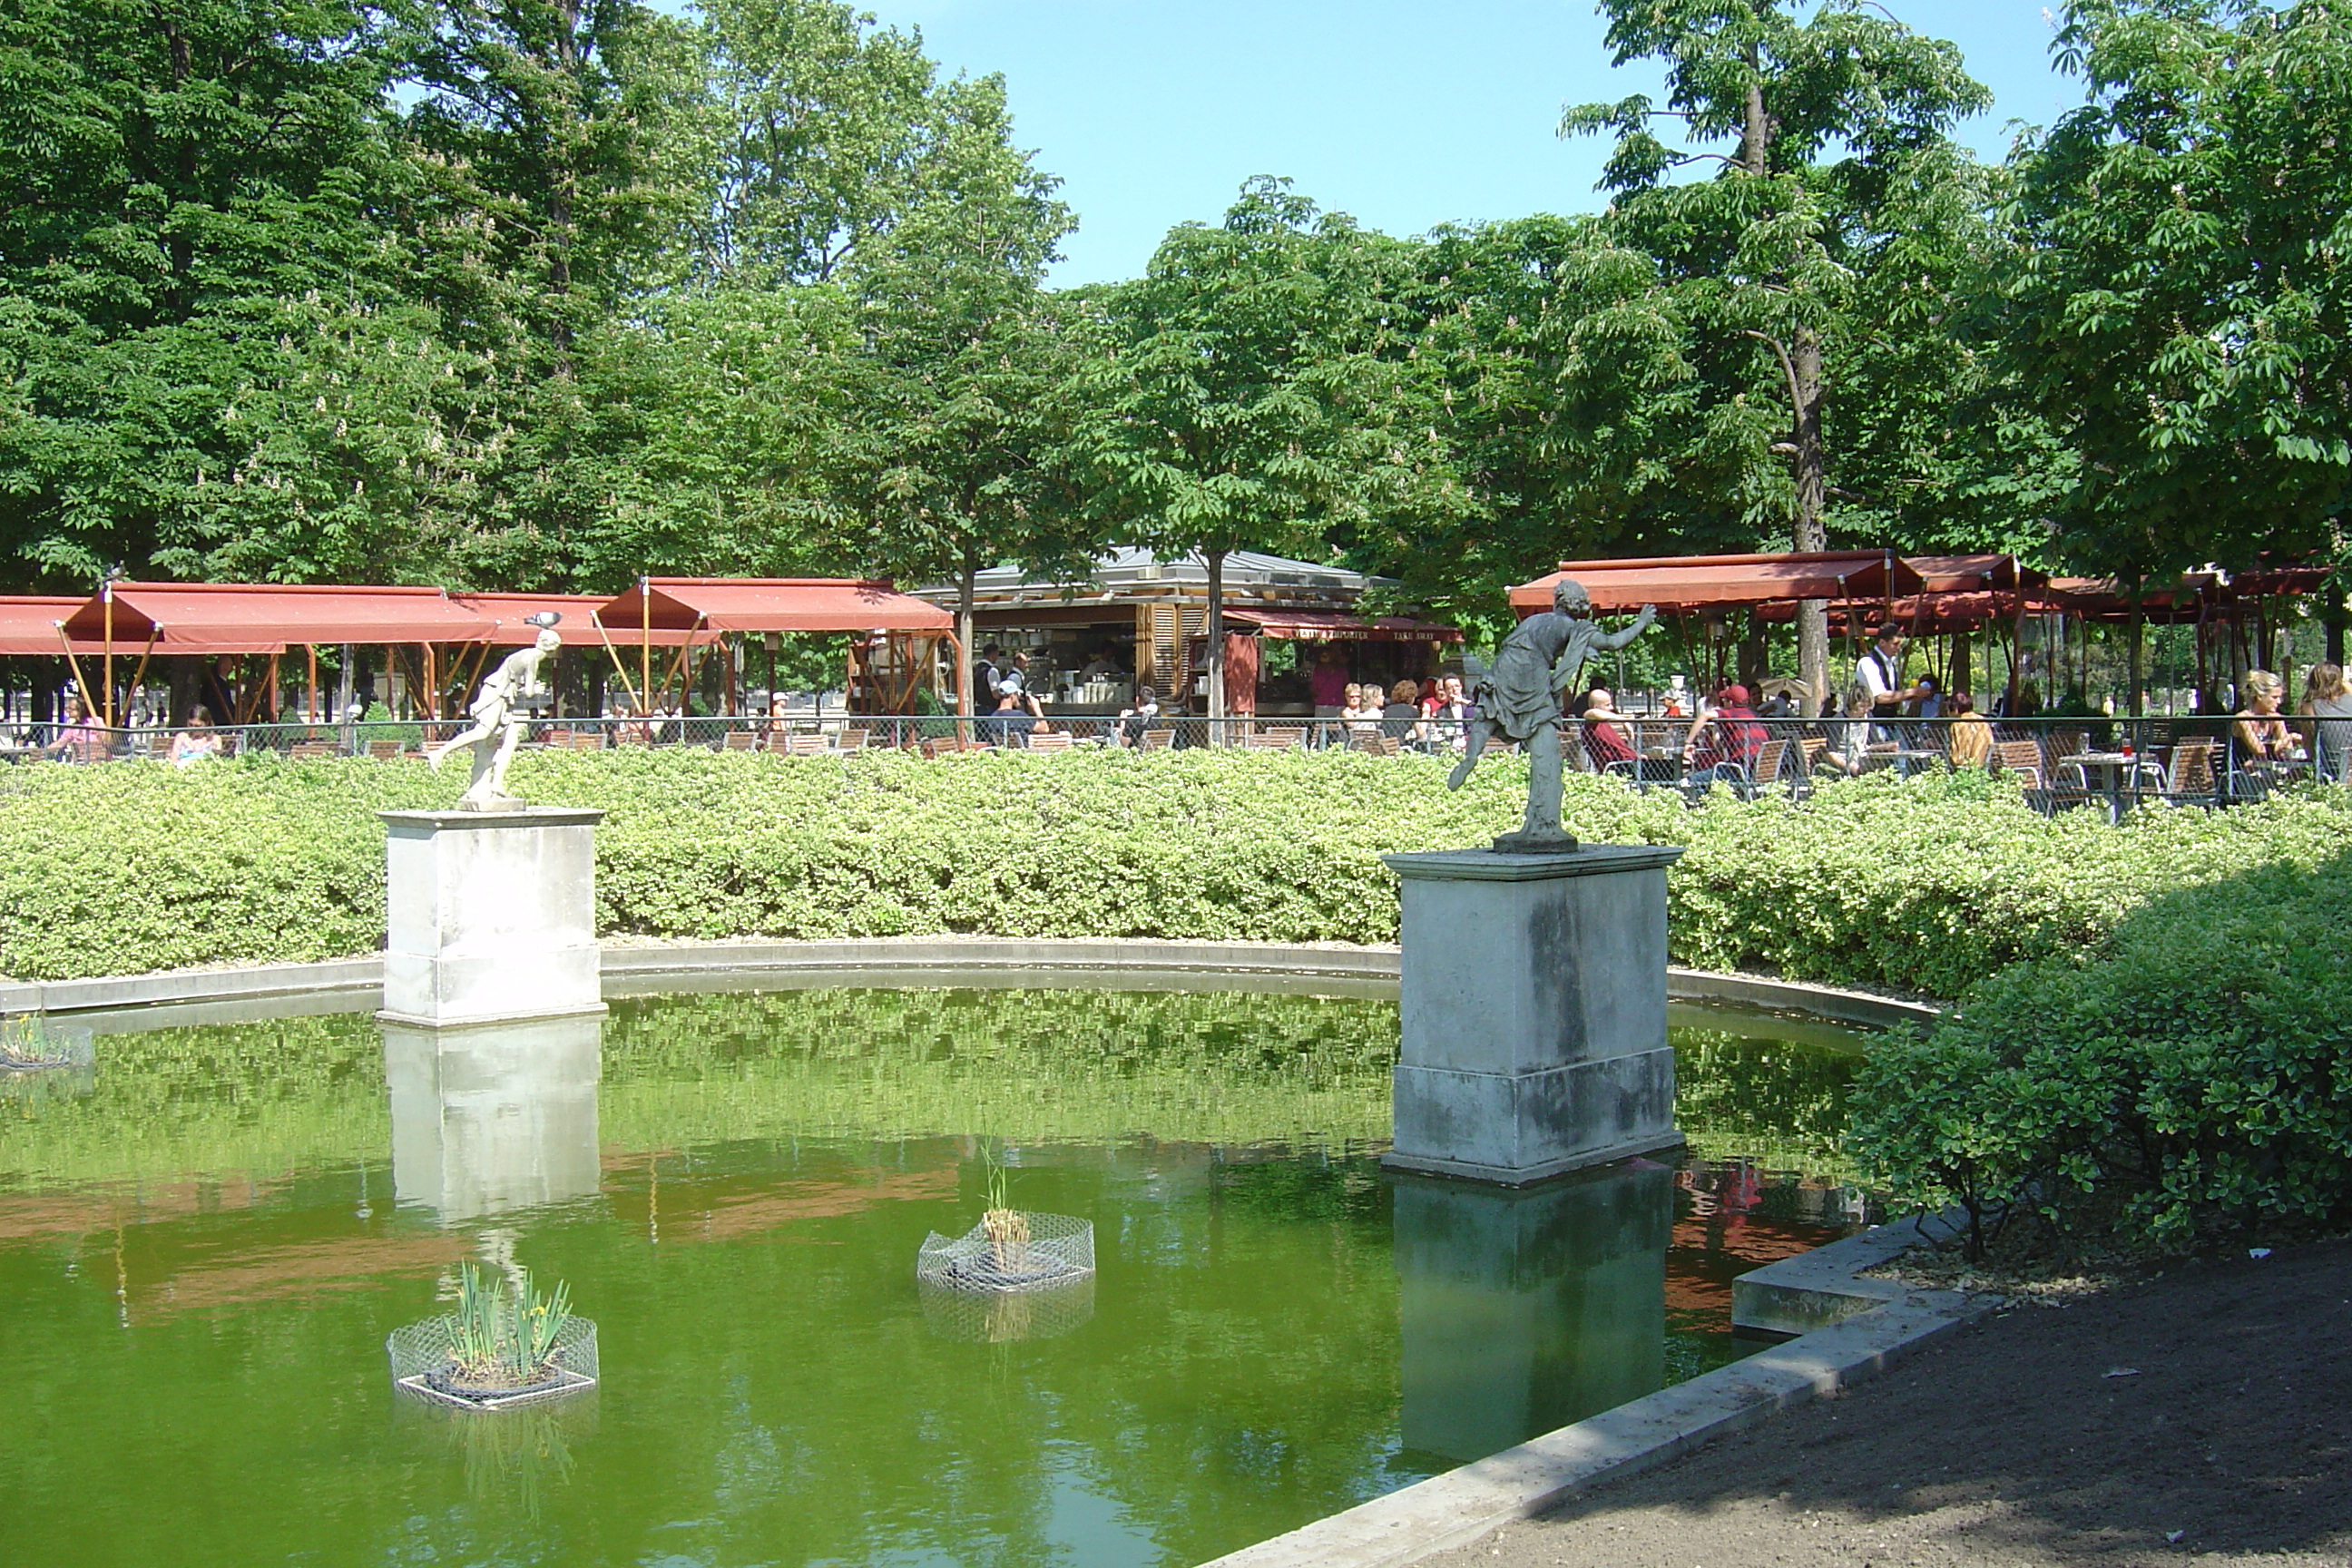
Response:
721,730,758,751
1349,732,1401,758
2159,739,2219,808
1026,731,1073,754
368,740,404,761
838,728,869,752
1139,727,1176,751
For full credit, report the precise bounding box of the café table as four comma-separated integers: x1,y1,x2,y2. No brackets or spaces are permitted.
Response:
2065,750,2154,823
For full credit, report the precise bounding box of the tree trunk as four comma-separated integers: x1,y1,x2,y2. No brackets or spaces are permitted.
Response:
2126,570,2146,717
1741,80,1771,175
956,547,977,720
1951,631,1972,706
1790,328,1828,716
1206,548,1228,728
2326,593,2345,665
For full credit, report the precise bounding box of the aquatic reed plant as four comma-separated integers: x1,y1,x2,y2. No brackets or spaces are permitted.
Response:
444,1263,573,1389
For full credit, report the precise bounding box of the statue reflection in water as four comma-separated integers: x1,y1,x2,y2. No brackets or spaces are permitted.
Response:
1392,1159,1673,1465
381,1014,603,1222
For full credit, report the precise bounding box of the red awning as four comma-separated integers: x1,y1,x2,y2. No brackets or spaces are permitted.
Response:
2040,574,2218,624
1221,609,1463,642
1509,553,1923,615
451,593,717,648
596,578,955,634
59,583,493,652
0,597,126,658
1903,554,2040,595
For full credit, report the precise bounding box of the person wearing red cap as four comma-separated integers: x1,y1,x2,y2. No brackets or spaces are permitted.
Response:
1682,682,1768,793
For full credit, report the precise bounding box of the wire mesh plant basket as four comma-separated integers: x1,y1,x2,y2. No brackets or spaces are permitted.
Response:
0,1015,94,1073
387,1315,599,1412
916,1210,1094,1296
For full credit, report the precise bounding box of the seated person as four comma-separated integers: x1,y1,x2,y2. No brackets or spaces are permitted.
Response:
1682,683,1767,789
1823,690,1875,775
2234,670,2298,769
990,673,1041,747
1342,684,1384,738
1581,688,1639,771
1116,687,1161,746
170,710,223,769
1945,692,1993,768
1381,680,1426,744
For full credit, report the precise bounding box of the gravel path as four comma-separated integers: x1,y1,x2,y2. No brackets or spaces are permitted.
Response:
1422,1237,2352,1568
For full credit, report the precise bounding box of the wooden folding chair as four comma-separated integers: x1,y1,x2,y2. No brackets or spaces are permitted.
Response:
1026,731,1073,754
1139,728,1176,751
721,730,758,751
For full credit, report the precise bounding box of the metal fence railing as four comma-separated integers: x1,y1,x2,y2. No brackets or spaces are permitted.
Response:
5,710,2343,818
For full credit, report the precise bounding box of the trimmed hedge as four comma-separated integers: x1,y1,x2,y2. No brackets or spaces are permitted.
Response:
1850,853,2352,1249
3,747,2350,992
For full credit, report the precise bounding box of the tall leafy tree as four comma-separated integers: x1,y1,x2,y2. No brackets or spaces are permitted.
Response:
2002,0,2352,598
1563,0,1991,710
829,81,1083,713
0,0,407,583
1085,180,1418,719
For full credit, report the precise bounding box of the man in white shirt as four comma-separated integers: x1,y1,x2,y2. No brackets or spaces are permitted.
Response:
1855,624,1925,736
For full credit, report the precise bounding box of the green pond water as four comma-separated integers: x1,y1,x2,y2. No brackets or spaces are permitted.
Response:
0,985,1864,1568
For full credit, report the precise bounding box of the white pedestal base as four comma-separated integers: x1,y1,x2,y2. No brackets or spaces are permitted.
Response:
378,808,605,1028
1379,845,1686,1185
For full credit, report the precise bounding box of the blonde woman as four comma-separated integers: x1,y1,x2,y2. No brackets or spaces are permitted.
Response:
2300,662,2352,782
2234,670,2298,769
1344,684,1383,739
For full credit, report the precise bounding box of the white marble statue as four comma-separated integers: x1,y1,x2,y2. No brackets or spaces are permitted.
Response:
428,614,561,808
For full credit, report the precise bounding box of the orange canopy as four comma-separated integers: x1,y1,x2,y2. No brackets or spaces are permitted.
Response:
59,583,491,652
596,578,954,635
1509,553,1923,615
0,597,128,658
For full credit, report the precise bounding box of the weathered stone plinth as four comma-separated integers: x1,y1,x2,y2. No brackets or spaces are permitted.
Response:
1379,844,1685,1185
377,808,605,1028
382,1014,603,1221
1394,1161,1671,1462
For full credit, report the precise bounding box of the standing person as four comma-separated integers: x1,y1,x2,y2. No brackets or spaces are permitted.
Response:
1856,625,1925,735
2298,663,2352,783
170,710,222,769
974,646,1004,707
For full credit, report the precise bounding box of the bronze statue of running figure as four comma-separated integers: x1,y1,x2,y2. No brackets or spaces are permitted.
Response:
1448,579,1657,851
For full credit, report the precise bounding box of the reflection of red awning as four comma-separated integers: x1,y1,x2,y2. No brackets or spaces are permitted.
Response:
60,583,489,651
597,578,954,634
1510,552,1922,614
452,593,716,648
1222,609,1463,642
0,597,125,658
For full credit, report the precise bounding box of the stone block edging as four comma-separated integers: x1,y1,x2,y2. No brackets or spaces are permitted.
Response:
1193,1211,1991,1568
1,940,1944,1032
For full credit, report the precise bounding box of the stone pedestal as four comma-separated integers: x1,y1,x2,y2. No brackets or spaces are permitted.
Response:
378,808,605,1028
1394,1161,1671,1462
1379,845,1685,1185
383,1014,603,1221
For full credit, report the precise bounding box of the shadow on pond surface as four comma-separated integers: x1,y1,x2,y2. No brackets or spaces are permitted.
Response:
0,985,1874,1568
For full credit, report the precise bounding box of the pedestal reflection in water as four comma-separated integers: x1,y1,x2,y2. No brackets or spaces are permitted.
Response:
1395,1158,1673,1464
382,1015,603,1220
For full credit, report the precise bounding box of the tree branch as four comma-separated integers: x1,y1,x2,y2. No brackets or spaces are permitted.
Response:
1743,329,1805,421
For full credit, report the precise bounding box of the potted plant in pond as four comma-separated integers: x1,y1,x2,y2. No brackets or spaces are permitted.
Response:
916,1148,1094,1302
388,1262,598,1410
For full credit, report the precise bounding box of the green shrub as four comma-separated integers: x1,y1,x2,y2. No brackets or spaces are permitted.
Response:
1848,853,2352,1250
3,748,2349,995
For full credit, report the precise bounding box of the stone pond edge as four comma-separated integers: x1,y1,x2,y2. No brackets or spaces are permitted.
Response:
0,937,1942,1031
1197,1211,1993,1568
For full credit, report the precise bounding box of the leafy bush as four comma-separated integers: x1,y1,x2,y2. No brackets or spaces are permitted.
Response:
1849,853,2352,1250
3,748,2350,994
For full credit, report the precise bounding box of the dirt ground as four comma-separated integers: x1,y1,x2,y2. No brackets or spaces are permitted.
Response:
1422,1237,2352,1568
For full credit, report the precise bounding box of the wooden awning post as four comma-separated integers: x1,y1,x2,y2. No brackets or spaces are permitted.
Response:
306,645,318,724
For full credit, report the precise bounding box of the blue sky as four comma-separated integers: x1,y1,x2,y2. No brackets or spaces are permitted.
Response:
873,1,2082,284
